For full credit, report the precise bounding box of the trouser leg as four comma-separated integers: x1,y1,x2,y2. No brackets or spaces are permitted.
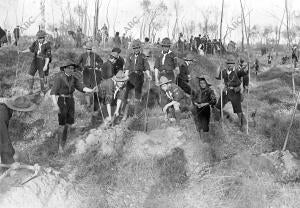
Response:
28,76,34,94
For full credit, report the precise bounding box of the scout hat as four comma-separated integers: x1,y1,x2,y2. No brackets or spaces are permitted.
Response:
159,76,172,86
161,37,171,47
112,47,121,53
184,53,195,61
196,74,212,86
4,96,36,112
84,41,93,50
36,30,47,38
110,51,119,59
226,55,236,64
60,60,79,71
112,71,128,82
131,39,141,49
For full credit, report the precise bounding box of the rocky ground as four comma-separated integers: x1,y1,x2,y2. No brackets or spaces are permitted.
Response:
0,46,300,208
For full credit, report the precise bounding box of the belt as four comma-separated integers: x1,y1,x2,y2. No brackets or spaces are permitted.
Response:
59,94,73,98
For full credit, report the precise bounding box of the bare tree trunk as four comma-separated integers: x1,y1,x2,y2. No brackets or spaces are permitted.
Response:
106,0,112,37
285,0,290,48
241,14,244,51
83,0,88,34
93,0,99,40
240,0,250,135
219,0,224,122
113,0,119,35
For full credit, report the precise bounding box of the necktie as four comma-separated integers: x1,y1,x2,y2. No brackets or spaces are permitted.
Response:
162,53,167,65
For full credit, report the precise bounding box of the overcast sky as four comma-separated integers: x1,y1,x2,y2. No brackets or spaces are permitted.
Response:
1,0,300,42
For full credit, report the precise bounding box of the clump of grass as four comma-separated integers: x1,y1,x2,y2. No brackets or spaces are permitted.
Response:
258,112,300,155
157,147,188,189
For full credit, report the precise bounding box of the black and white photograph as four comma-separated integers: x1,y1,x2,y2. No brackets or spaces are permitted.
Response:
0,0,300,207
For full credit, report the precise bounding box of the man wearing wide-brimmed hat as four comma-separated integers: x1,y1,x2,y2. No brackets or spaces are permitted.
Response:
77,41,103,110
215,55,249,131
51,61,96,153
154,37,178,85
96,70,128,123
21,30,52,95
158,76,188,122
123,39,152,118
176,53,194,95
0,96,36,164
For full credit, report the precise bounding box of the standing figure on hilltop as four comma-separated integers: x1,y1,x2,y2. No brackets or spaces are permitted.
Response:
292,44,299,68
13,26,20,46
51,61,96,153
267,53,272,65
7,30,12,45
113,32,121,48
20,30,51,95
101,24,108,44
77,42,103,112
122,39,152,120
0,96,36,164
75,26,83,48
254,58,259,76
53,28,60,49
154,37,178,85
215,56,249,131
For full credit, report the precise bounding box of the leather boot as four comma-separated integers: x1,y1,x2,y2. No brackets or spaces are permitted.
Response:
238,113,246,132
40,78,46,94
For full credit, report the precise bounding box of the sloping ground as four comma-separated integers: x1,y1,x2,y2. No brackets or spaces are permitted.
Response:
1,48,300,208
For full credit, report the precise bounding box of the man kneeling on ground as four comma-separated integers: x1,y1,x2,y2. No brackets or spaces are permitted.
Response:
51,61,96,153
96,71,128,124
159,76,189,122
0,96,36,164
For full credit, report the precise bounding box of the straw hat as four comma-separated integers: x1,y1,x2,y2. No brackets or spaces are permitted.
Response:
60,60,79,71
112,71,128,82
184,53,195,61
159,76,172,86
4,96,36,112
36,30,47,38
84,41,93,50
161,37,171,46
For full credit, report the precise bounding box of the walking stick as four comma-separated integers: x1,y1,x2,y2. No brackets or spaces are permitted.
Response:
282,92,300,151
92,50,105,122
144,79,151,132
219,0,225,123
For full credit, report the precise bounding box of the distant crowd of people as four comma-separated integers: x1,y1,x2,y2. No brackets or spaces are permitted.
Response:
0,25,21,47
